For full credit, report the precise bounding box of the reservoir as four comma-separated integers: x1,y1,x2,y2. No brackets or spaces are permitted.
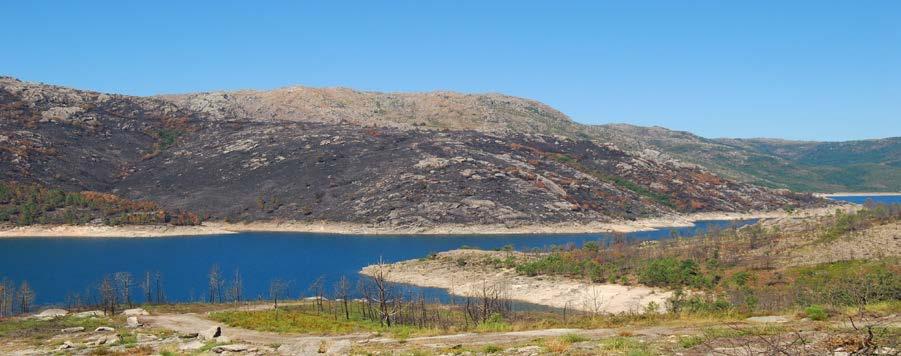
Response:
0,195,893,307
1,220,752,307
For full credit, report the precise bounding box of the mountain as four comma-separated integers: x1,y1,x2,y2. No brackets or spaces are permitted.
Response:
0,77,824,228
588,125,900,192
716,137,901,192
163,88,901,193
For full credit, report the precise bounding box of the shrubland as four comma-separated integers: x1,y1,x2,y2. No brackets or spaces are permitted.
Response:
0,181,201,226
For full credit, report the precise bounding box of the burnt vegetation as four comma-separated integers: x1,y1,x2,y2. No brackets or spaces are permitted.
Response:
0,77,828,228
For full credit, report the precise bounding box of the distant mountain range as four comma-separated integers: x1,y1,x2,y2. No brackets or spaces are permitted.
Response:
1,76,888,227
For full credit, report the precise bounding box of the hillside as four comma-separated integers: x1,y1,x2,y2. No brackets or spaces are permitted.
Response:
717,137,901,192
162,86,900,193
586,125,901,192
0,77,826,228
159,87,584,136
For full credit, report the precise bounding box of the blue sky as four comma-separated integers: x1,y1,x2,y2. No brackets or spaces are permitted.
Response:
1,1,899,141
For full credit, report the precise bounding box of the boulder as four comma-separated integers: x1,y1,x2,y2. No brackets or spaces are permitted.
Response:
94,326,115,333
213,344,253,353
199,326,221,340
126,316,141,328
746,315,789,323
136,333,158,343
121,308,149,316
278,341,330,355
179,340,205,351
323,340,352,355
60,327,84,333
74,310,104,318
32,308,68,319
41,106,84,122
57,341,75,350
511,345,543,356
90,334,120,346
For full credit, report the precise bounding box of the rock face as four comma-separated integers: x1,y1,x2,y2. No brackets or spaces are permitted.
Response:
0,76,829,229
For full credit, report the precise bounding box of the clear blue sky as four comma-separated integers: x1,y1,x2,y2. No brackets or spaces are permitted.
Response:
2,1,899,141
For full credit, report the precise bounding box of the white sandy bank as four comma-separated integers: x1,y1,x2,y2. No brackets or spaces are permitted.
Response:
361,249,672,314
0,206,851,238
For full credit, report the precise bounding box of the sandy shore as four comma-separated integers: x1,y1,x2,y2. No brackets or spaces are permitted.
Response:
0,206,851,238
0,224,238,238
816,192,901,197
361,249,672,314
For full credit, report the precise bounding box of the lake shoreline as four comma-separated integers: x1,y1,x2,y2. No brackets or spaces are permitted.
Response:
0,206,851,238
360,249,673,314
817,192,901,197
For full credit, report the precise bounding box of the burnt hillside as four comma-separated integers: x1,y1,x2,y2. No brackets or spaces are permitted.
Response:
0,77,824,227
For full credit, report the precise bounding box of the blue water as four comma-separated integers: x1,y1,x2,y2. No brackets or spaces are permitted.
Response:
828,195,901,205
0,219,753,307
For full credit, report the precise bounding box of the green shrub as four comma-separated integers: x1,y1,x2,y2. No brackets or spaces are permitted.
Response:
562,333,588,343
793,260,901,306
804,305,828,321
554,154,574,163
483,344,502,353
638,258,712,289
678,335,705,348
157,129,182,149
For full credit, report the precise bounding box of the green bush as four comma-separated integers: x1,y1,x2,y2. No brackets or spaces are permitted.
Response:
678,335,705,349
804,305,828,321
669,294,732,314
562,333,589,343
638,258,712,289
483,344,502,353
554,154,574,163
793,260,901,306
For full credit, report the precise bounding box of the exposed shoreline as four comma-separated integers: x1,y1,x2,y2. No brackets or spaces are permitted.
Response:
361,249,673,314
0,206,851,238
816,192,901,197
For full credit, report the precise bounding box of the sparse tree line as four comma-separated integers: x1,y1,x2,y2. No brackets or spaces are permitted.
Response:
0,270,170,319
0,181,202,226
250,263,515,329
68,271,168,316
1,259,514,331
0,268,183,319
350,263,512,328
0,278,35,317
